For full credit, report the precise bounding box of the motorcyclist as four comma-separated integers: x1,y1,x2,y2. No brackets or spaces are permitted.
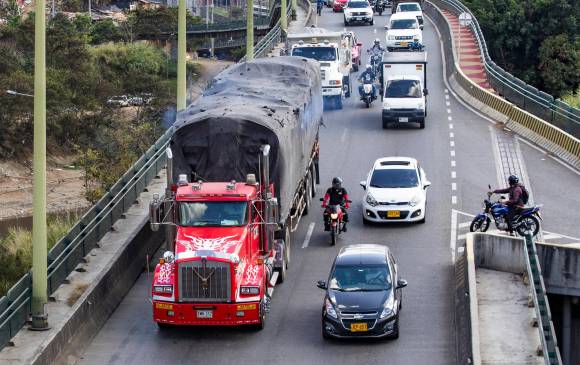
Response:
358,64,377,99
317,0,324,15
489,175,526,232
367,39,385,58
321,177,350,232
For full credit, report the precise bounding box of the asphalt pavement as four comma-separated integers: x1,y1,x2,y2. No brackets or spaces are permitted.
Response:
77,6,580,365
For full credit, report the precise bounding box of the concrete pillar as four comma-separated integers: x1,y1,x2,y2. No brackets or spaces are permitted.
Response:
562,296,572,365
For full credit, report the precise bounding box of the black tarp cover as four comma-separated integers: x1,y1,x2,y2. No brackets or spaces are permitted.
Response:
171,56,323,221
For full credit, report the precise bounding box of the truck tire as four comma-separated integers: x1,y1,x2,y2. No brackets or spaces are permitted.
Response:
311,163,318,197
284,225,291,267
303,174,312,215
277,248,288,283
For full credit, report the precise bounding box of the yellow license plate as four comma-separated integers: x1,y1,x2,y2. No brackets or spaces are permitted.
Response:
350,323,368,332
401,42,408,47
387,211,401,218
155,303,173,310
237,304,257,311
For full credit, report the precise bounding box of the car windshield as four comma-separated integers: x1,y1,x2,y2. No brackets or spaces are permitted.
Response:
390,19,417,29
348,1,368,8
179,201,248,227
399,3,421,11
329,264,392,291
292,46,337,61
384,79,422,98
370,169,419,188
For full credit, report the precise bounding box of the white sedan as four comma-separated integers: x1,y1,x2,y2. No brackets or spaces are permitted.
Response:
360,157,431,224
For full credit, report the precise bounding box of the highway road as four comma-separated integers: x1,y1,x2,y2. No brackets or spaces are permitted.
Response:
77,6,580,365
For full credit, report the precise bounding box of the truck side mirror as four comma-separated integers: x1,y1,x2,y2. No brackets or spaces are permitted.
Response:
149,193,161,232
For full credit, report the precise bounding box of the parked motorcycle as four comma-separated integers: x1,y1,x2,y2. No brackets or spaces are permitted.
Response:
469,185,542,237
320,199,350,245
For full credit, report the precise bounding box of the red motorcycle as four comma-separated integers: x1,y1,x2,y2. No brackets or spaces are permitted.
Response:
320,199,351,245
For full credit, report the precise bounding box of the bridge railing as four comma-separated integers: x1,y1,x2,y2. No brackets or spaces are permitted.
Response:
0,0,303,352
426,0,579,168
523,234,562,365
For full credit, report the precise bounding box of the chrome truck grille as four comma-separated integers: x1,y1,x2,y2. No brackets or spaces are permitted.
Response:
178,260,231,302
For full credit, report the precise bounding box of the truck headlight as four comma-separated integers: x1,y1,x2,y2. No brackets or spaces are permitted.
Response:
328,80,342,85
366,193,378,207
240,286,260,295
325,298,338,318
153,285,173,294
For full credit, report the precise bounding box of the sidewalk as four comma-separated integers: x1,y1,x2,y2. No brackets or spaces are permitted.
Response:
440,9,492,91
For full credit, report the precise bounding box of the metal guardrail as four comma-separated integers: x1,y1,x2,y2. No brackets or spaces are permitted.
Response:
430,0,580,139
425,0,580,168
0,127,173,351
0,0,304,352
523,234,562,365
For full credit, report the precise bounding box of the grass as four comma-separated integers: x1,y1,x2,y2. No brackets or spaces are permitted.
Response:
0,213,80,297
560,89,580,109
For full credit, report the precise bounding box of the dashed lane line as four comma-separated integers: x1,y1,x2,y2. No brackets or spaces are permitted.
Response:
301,222,315,248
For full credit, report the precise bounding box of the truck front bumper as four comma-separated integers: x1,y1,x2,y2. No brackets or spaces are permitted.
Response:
322,86,343,97
153,300,261,326
382,109,425,123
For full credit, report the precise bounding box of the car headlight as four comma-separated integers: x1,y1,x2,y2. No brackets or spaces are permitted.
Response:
366,193,378,207
153,285,173,294
328,80,342,85
380,294,395,319
240,286,260,295
409,194,422,207
325,298,338,318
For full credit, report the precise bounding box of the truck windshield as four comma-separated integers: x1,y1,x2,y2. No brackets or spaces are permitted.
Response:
385,79,422,98
292,47,337,61
390,19,417,29
179,202,248,227
399,3,421,11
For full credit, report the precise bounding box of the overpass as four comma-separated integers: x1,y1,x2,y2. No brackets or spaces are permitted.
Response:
0,0,579,364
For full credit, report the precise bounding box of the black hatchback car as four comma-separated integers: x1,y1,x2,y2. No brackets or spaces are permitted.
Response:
317,244,407,339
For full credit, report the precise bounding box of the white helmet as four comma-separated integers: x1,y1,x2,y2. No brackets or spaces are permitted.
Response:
366,64,372,71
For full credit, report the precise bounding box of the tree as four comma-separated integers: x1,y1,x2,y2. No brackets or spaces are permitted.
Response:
538,35,580,97
90,18,123,44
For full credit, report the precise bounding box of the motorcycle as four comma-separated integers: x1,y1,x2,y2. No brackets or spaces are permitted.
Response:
469,185,542,237
374,0,384,15
320,199,351,245
409,39,425,52
360,75,376,108
369,53,382,75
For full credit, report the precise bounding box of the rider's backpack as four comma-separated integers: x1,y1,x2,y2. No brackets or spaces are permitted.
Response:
520,185,529,205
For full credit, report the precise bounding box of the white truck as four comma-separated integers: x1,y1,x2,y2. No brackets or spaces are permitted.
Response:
380,51,428,129
287,28,353,109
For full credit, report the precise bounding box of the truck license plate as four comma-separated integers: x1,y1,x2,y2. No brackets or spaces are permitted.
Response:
387,211,401,218
197,310,213,318
399,117,409,123
350,323,368,332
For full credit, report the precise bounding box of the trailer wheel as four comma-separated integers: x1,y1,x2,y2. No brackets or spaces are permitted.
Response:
303,175,312,216
311,163,318,197
284,225,292,268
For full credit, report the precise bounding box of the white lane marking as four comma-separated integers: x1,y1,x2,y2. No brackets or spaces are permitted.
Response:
458,234,467,240
452,196,457,205
445,88,449,94
459,222,471,228
340,128,348,143
489,125,505,188
449,123,454,129
517,137,580,176
301,223,315,248
450,141,455,147
450,150,455,157
445,94,450,100
452,182,457,190
451,209,458,263
447,108,452,114
451,171,456,178
446,101,451,107
449,132,454,138
451,160,456,167
373,28,377,33
448,116,453,121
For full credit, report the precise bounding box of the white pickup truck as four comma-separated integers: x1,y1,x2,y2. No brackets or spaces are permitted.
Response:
288,28,353,109
380,51,428,129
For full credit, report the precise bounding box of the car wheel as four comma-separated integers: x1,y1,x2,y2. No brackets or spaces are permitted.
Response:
382,118,389,129
370,19,374,25
419,118,425,129
362,215,371,225
344,19,349,26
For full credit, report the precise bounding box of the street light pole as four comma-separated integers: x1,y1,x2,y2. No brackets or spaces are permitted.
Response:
246,0,254,60
177,0,187,111
31,0,49,331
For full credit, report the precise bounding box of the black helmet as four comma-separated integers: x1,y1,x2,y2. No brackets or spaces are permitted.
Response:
508,175,519,185
332,177,343,189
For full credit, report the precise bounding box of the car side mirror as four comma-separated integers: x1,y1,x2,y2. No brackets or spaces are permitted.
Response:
317,280,327,290
319,198,324,202
423,88,428,96
396,279,407,289
423,180,431,189
384,26,389,30
360,181,367,190
357,42,363,46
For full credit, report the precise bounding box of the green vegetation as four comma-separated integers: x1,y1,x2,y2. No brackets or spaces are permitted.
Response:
561,89,580,108
463,0,579,98
0,213,79,296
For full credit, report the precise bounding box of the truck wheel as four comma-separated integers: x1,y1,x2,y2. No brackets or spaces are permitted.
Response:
284,225,291,267
254,301,267,330
303,175,312,215
382,119,389,129
311,163,318,197
277,250,288,283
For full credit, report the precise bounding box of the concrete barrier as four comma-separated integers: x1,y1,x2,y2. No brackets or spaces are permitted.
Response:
537,243,580,297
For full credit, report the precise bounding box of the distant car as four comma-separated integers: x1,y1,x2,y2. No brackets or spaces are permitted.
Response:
395,2,423,29
333,0,348,12
385,12,423,51
360,157,430,224
325,0,333,6
343,0,374,26
106,95,130,107
317,244,407,339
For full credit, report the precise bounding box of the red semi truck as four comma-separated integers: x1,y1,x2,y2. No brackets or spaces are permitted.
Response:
149,57,323,328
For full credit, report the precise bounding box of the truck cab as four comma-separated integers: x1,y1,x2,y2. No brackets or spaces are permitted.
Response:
380,52,428,129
